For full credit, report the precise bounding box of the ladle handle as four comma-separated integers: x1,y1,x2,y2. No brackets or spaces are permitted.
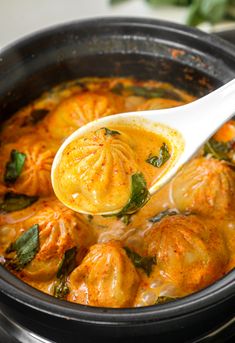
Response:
176,78,235,145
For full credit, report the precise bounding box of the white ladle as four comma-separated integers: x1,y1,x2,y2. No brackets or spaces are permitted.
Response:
51,78,235,214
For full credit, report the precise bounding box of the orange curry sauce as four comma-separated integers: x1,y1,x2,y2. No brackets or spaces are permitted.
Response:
0,77,234,308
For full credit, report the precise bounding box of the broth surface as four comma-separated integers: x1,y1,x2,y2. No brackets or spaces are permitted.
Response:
0,77,234,308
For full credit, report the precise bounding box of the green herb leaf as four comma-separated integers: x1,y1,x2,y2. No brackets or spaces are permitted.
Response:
56,247,77,279
146,143,171,168
203,138,234,163
149,208,179,223
118,173,150,216
6,224,39,270
155,296,178,305
124,247,156,276
111,83,182,101
53,278,70,299
120,214,132,225
110,83,124,94
23,109,49,126
53,247,77,299
87,214,93,222
4,150,26,184
102,127,121,136
0,192,38,213
126,86,182,101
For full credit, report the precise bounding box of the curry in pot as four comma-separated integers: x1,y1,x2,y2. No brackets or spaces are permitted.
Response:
0,77,234,308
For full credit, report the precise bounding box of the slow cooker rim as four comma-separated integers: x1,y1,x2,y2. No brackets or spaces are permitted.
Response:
0,16,235,59
0,17,235,324
0,265,234,324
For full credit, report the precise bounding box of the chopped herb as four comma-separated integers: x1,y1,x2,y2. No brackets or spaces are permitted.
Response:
53,247,77,299
149,209,191,223
0,192,38,213
204,138,234,163
111,83,182,101
56,247,77,279
126,86,182,101
111,83,124,94
22,109,49,126
149,209,179,223
53,278,70,299
146,143,171,168
124,247,156,276
87,214,93,222
5,224,39,270
4,150,26,184
118,173,150,216
155,296,178,305
102,127,121,136
29,109,49,124
120,214,132,225
74,80,89,90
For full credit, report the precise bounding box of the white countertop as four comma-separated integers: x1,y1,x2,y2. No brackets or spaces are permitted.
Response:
0,0,188,48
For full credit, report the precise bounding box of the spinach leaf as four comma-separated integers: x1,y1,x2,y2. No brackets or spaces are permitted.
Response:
120,214,132,225
126,86,182,101
111,83,182,101
53,278,70,299
102,127,121,136
111,83,124,94
149,208,179,223
146,143,170,168
56,247,77,279
87,214,93,222
0,192,38,213
53,247,77,299
6,224,39,270
22,109,49,126
4,150,26,184
155,296,178,305
124,247,156,276
118,173,150,216
203,138,234,163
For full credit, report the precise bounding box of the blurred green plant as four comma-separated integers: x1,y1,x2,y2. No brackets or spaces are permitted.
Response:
110,0,235,26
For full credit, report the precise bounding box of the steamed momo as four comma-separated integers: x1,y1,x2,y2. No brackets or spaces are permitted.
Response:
53,127,139,213
171,157,235,218
137,98,184,111
1,76,235,308
0,134,55,197
3,198,95,281
145,215,229,292
68,241,140,307
43,91,125,140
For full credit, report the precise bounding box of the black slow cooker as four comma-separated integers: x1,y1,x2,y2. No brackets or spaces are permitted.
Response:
0,17,235,343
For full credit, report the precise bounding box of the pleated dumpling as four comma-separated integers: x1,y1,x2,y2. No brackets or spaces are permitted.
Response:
3,198,94,281
43,91,125,140
68,241,140,307
145,215,229,292
0,134,56,197
171,157,235,218
53,127,139,214
137,98,184,111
